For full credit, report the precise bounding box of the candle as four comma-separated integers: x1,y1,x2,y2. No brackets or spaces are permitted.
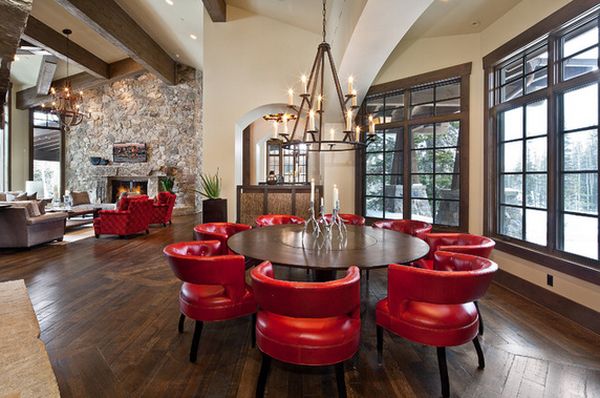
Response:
333,184,339,209
368,115,375,134
320,196,324,208
309,109,316,130
301,74,308,94
329,128,335,141
346,110,352,131
317,94,322,111
347,76,354,94
351,89,357,107
283,113,288,134
310,178,315,202
288,89,294,106
272,121,278,138
355,126,361,142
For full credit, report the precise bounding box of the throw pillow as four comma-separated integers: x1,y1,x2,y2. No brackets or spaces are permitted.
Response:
15,193,27,201
71,191,91,206
0,193,5,201
27,192,37,200
27,200,42,217
37,200,47,215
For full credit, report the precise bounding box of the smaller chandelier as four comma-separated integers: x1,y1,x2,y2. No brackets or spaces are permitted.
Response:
43,29,87,129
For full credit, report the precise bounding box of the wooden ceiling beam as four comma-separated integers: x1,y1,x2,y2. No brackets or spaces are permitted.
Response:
53,0,177,84
22,16,109,79
16,58,144,109
202,0,226,22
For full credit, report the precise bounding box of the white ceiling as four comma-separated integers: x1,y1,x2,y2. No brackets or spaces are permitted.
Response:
114,0,204,69
404,0,524,39
30,0,128,63
11,54,84,90
227,0,326,34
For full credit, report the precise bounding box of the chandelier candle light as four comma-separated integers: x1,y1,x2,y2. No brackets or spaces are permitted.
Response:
42,29,88,130
278,0,375,152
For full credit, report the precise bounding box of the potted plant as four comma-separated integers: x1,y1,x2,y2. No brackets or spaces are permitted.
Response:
196,170,227,222
160,166,177,193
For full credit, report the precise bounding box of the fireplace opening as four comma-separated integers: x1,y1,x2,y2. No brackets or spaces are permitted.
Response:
110,179,148,202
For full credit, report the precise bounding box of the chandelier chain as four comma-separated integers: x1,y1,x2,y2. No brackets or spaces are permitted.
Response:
322,0,326,43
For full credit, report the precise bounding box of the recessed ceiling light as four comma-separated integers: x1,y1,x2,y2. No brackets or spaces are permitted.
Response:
175,53,180,58
165,0,174,5
189,34,197,40
14,55,19,61
471,20,481,27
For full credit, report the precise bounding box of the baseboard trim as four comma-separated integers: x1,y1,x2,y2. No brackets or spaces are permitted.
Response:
493,269,600,335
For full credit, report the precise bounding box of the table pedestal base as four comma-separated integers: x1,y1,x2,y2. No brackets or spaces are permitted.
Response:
313,269,338,282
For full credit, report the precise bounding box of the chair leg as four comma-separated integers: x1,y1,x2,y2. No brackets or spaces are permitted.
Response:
366,270,370,280
376,325,383,365
334,362,347,398
436,347,450,398
474,301,484,335
189,320,203,363
255,353,271,398
472,336,485,369
251,313,257,348
178,314,185,333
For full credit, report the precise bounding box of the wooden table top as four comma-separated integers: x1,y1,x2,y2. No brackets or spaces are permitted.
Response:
227,224,430,270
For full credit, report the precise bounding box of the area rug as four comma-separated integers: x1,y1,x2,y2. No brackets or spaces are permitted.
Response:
49,227,95,245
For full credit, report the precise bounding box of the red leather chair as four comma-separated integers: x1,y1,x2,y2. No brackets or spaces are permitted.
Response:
163,240,256,362
255,214,305,227
251,261,360,398
413,233,496,336
372,219,432,239
324,213,366,226
93,196,153,238
150,191,176,226
193,222,252,254
376,251,498,398
414,233,496,270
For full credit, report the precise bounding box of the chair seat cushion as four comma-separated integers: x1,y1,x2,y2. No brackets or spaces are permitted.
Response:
376,298,478,347
256,311,360,366
179,282,255,322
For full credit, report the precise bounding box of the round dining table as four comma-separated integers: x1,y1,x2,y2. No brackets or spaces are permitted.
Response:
227,224,430,281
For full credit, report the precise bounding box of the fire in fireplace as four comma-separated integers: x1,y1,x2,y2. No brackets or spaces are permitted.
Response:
110,179,148,202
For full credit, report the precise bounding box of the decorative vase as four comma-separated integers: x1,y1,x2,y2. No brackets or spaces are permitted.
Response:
202,198,227,223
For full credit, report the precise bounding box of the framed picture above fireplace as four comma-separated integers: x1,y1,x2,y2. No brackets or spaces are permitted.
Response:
113,143,147,163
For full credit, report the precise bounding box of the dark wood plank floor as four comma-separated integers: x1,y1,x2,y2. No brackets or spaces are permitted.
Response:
0,215,599,397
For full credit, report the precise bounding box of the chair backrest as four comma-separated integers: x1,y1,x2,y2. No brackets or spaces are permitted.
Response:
255,214,305,227
118,194,149,211
157,192,177,220
194,222,252,238
164,240,247,300
387,251,497,310
372,219,432,239
424,233,495,259
324,213,366,226
251,261,360,318
127,198,153,230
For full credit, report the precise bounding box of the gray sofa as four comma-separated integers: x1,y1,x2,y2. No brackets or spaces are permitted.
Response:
0,203,67,248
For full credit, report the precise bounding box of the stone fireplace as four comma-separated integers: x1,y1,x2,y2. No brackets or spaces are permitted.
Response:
108,177,149,202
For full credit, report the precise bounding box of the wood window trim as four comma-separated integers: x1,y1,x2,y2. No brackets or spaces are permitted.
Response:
357,62,471,231
483,0,600,286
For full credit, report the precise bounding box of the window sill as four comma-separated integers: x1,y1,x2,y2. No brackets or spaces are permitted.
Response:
490,236,600,286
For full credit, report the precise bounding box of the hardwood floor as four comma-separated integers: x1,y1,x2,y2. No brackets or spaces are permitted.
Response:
0,215,599,397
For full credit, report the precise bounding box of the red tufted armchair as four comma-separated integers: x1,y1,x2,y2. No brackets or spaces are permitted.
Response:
251,261,360,398
163,240,256,362
324,213,366,226
255,214,305,227
376,252,498,398
151,191,176,226
372,219,432,239
94,196,153,238
193,222,252,254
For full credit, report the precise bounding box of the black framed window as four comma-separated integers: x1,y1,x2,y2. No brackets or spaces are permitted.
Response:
0,88,9,192
265,139,308,184
31,109,63,198
485,5,600,275
359,63,470,230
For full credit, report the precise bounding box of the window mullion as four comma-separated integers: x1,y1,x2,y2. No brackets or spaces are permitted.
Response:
547,34,558,254
403,90,411,219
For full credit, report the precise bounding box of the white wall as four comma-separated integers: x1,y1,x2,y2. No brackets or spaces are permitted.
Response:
10,87,29,191
373,0,600,311
203,5,321,219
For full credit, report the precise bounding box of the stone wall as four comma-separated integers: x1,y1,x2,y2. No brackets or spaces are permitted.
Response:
66,67,202,212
